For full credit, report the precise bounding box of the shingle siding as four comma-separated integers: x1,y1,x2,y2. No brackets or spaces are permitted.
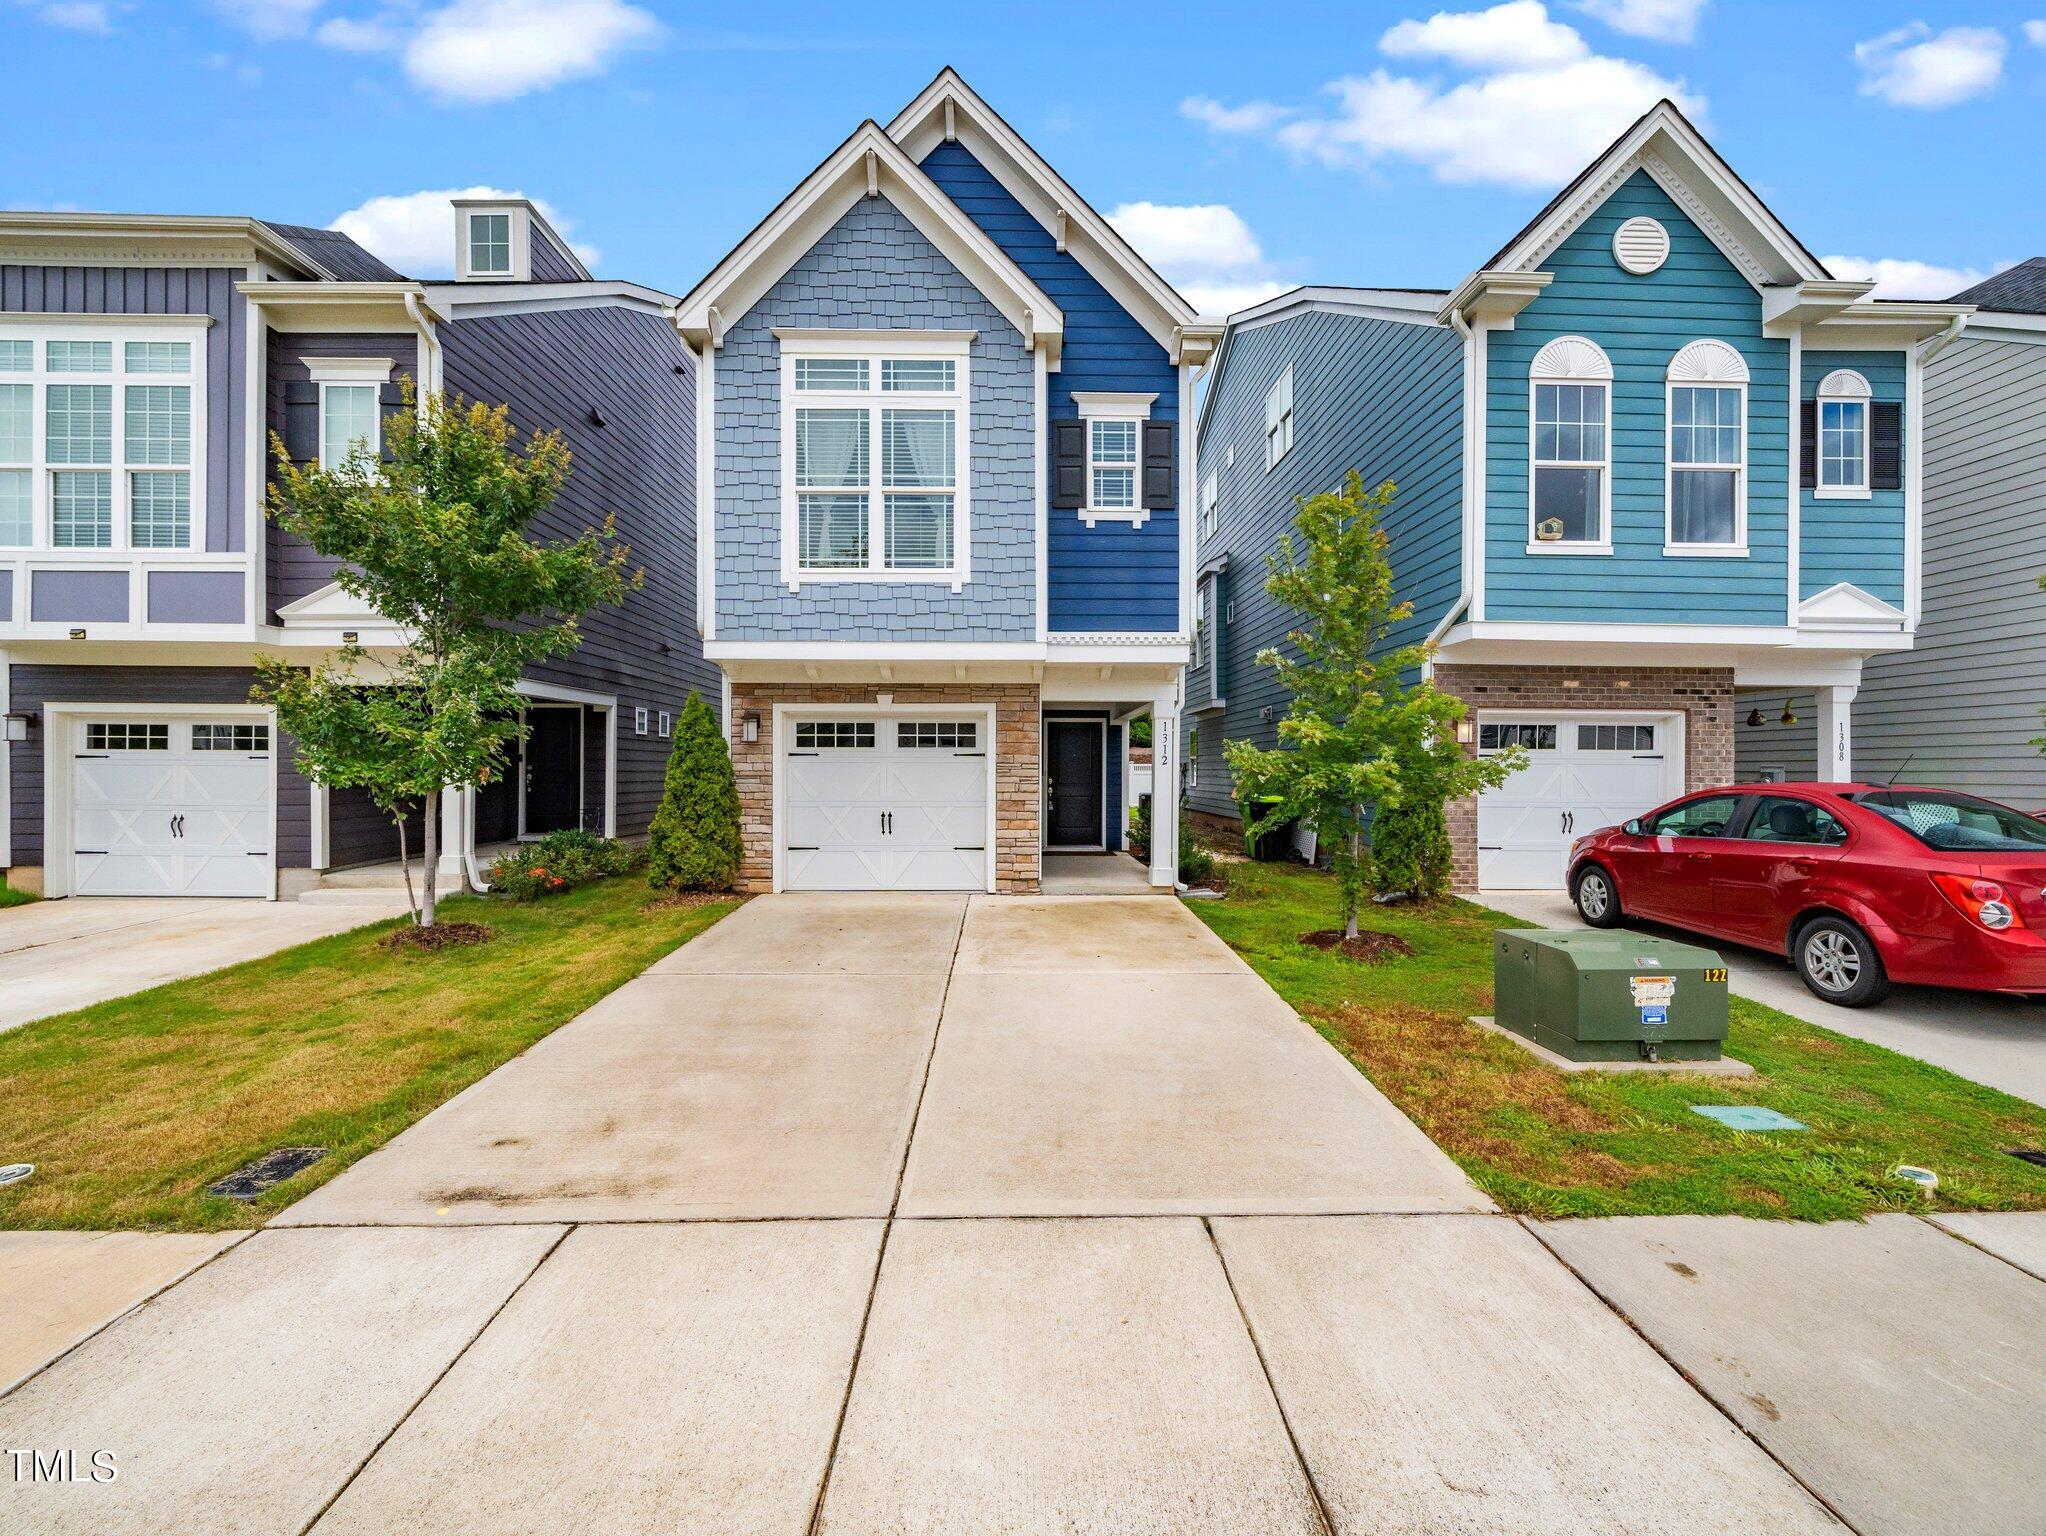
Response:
2,265,249,553
712,193,1035,642
1185,307,1464,819
920,140,1181,634
1484,171,1792,625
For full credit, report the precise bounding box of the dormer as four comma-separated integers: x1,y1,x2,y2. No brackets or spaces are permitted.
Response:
451,197,591,285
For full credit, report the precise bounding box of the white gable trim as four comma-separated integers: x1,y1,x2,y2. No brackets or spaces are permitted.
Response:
887,69,1211,357
676,121,1063,365
1797,581,1906,632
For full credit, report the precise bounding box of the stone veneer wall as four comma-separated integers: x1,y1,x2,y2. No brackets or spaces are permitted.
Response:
1432,664,1735,892
728,683,1042,894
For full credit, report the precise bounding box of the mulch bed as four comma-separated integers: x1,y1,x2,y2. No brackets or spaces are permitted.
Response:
1300,928,1416,963
1182,873,1230,895
380,920,495,952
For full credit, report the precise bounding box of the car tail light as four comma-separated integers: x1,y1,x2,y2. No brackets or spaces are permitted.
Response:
1931,873,2025,931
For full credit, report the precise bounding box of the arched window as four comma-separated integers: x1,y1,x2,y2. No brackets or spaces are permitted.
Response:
1815,368,1871,496
1528,336,1612,550
1666,340,1750,552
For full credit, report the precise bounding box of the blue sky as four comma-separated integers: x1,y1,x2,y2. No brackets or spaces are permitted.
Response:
4,0,2042,310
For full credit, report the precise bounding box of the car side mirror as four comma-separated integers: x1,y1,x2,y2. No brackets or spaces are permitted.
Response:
1623,818,1644,837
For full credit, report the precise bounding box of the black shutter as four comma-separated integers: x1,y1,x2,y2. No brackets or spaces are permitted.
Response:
1798,401,1817,490
378,380,406,461
1142,420,1176,509
1051,419,1086,509
283,380,320,465
1871,401,1903,490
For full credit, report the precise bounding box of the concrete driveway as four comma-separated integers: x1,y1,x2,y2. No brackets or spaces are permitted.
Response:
1483,887,2046,1106
5,891,2038,1534
0,894,410,1034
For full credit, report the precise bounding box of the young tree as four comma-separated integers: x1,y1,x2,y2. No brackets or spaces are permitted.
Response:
647,692,742,891
256,384,635,928
1223,473,1521,938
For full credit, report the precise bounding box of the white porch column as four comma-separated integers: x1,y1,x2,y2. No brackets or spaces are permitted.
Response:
1149,695,1178,888
437,784,473,890
1816,685,1858,781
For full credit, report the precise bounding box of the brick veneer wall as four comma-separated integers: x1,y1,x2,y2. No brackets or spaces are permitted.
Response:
1432,664,1735,892
728,683,1042,894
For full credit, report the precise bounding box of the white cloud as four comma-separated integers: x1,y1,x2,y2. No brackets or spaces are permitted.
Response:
210,0,323,37
402,0,661,104
38,1,114,31
2024,18,2046,47
1107,201,1289,318
1822,254,1993,300
1185,3,1702,190
315,13,401,50
1380,0,1586,69
332,186,600,275
1573,0,1707,43
1179,96,1294,134
1854,23,2005,109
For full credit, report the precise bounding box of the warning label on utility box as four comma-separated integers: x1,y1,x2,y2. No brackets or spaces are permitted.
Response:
1630,975,1676,1008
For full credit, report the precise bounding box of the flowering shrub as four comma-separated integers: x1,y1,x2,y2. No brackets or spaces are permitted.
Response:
487,829,641,900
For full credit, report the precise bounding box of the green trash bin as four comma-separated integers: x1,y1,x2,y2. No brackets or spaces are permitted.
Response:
1494,929,1730,1063
1242,796,1297,862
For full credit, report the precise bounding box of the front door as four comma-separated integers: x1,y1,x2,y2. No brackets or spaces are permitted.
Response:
1045,720,1104,848
522,708,583,836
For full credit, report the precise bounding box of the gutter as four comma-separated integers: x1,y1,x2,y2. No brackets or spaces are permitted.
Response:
1915,310,1967,366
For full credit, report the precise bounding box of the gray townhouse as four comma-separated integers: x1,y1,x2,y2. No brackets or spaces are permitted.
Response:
0,201,713,899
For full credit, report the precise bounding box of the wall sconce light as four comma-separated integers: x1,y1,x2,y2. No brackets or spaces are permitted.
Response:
68,628,86,640
3,710,37,742
1746,708,1766,727
1455,719,1474,744
341,630,359,645
741,712,760,744
1779,702,1799,727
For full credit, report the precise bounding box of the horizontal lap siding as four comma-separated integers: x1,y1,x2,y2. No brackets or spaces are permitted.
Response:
713,193,1035,642
440,304,711,839
920,142,1180,634
6,663,310,868
1801,348,1906,607
264,332,419,619
1186,309,1463,819
2,265,247,553
1485,172,1790,625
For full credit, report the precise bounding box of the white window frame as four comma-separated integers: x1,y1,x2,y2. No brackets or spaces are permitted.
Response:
776,330,973,591
634,705,649,736
0,318,207,555
1199,468,1219,541
1814,368,1872,501
1264,365,1294,470
456,205,525,281
307,357,393,473
1664,338,1750,557
1527,335,1612,555
1074,391,1156,529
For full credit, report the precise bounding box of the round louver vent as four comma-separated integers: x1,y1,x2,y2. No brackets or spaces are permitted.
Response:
1613,216,1670,275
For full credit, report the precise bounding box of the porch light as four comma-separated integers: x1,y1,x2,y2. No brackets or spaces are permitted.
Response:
1454,719,1474,744
68,628,86,640
342,630,359,645
742,712,760,744
3,711,36,742
1779,702,1799,727
1746,708,1766,727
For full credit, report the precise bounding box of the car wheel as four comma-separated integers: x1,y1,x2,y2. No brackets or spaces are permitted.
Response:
1573,864,1622,928
1793,915,1891,1007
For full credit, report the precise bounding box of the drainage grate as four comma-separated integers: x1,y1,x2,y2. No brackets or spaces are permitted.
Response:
2006,1148,2046,1170
208,1146,328,1201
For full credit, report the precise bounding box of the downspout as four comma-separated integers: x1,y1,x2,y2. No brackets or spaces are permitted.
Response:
1425,306,1479,672
1916,311,1966,367
404,291,491,892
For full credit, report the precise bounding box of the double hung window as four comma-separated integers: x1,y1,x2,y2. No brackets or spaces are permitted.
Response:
1815,369,1871,497
1666,339,1749,551
1528,336,1611,550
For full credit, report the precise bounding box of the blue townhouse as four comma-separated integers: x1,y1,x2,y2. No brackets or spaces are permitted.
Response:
0,202,713,898
1187,102,1967,891
678,70,1220,893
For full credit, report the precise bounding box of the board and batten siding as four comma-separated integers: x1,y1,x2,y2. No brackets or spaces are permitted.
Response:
1484,171,1791,625
5,664,311,869
920,140,1181,634
1185,307,1464,820
713,193,1035,643
1740,331,2046,802
1801,347,1906,608
2,265,250,554
439,302,713,839
263,331,419,620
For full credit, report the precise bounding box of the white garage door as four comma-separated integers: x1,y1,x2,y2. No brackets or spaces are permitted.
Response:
1476,716,1675,889
783,716,988,891
72,717,274,897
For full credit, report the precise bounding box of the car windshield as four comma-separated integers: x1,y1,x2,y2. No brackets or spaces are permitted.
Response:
1849,790,2046,853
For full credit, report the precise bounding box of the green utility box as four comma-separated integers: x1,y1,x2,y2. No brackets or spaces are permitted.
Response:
1494,930,1730,1063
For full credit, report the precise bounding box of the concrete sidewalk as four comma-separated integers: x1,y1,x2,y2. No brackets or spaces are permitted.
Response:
1482,887,2046,1106
4,891,2036,1534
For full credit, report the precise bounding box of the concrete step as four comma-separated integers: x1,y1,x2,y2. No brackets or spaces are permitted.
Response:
316,862,416,890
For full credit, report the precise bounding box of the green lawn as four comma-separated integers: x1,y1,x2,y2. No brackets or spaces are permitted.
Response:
0,880,737,1231
0,881,38,908
1189,859,2046,1220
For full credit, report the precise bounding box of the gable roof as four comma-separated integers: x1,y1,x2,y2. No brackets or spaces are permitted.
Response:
887,68,1219,358
263,222,408,283
676,118,1062,363
1951,258,2046,315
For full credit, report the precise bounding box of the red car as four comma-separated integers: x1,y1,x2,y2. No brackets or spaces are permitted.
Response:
1565,783,2046,1007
